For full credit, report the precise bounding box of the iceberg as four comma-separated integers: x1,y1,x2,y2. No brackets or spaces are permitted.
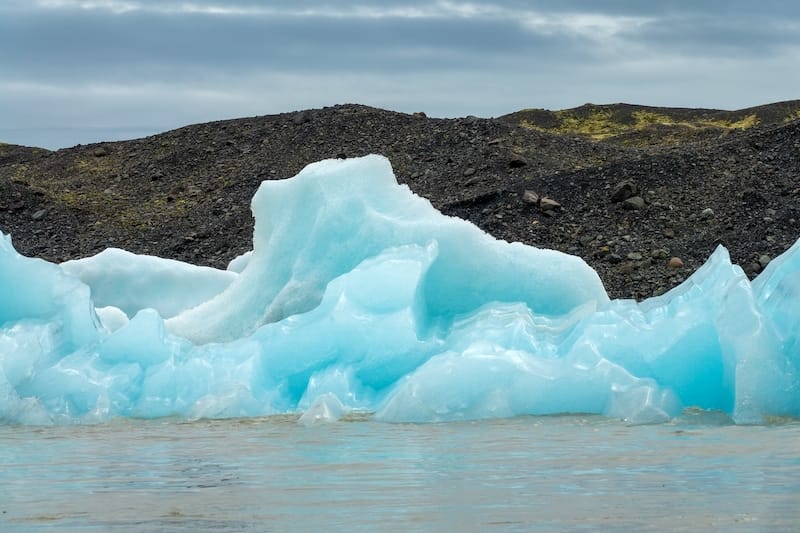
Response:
0,154,798,425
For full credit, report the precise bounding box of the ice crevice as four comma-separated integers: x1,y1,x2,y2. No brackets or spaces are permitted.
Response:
0,155,798,425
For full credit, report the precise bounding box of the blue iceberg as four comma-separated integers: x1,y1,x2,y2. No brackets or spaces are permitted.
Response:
1,155,798,425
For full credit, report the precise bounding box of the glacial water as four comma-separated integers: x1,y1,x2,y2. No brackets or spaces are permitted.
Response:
2,415,799,531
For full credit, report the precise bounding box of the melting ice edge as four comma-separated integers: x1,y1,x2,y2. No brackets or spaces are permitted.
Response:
1,155,798,425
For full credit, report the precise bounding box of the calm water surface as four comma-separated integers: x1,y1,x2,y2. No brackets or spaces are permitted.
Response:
1,414,799,531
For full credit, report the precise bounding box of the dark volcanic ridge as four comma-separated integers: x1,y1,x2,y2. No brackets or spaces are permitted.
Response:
1,100,800,300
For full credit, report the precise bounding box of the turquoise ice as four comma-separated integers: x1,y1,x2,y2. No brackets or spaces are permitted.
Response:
0,155,798,425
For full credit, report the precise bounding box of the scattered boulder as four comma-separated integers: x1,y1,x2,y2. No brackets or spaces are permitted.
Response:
619,263,635,275
758,254,772,268
746,262,763,277
668,257,684,269
700,208,715,219
508,153,529,168
522,190,540,205
539,197,561,211
610,180,638,203
741,188,765,205
623,196,646,210
292,111,311,125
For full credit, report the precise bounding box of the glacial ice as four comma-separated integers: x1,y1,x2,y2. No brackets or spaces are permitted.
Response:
0,154,798,425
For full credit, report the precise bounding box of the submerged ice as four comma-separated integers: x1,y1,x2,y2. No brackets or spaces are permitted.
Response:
1,155,798,425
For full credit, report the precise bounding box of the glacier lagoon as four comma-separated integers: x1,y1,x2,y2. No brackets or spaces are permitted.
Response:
1,154,799,426
2,155,800,530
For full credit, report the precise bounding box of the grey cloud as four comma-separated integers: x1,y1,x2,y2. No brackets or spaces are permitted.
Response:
621,13,800,58
0,6,599,82
2,0,799,149
525,0,800,17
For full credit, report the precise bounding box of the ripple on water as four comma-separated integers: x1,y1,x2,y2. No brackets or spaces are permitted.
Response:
1,415,799,531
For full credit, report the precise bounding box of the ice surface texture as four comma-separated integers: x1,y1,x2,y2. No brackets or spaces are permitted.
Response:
1,155,798,425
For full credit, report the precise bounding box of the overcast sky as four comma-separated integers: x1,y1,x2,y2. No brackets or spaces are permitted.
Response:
2,0,799,149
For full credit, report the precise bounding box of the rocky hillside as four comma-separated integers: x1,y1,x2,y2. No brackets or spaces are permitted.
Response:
1,100,799,299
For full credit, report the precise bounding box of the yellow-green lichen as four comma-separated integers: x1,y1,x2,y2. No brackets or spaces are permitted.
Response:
715,114,760,130
521,108,761,141
75,157,116,176
785,109,800,123
59,190,80,206
10,163,31,183
521,109,622,140
632,111,760,130
49,189,119,213
553,108,627,140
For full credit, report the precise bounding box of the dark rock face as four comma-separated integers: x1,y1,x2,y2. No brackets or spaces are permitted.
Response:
1,102,799,300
